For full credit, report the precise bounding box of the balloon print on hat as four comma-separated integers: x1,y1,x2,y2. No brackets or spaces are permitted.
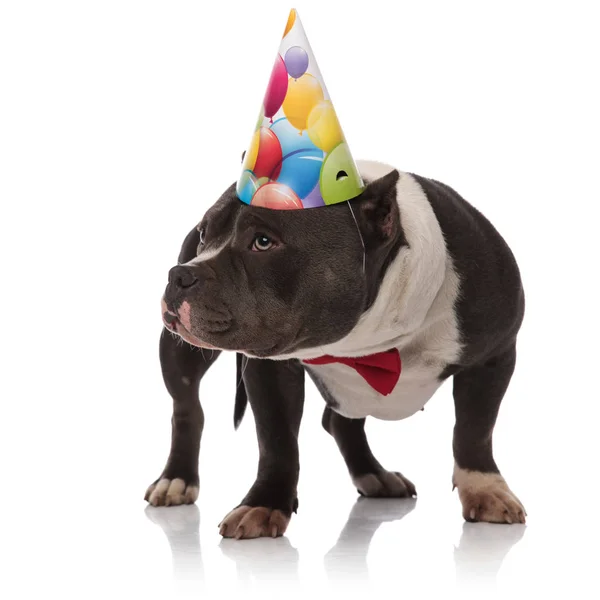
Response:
270,117,318,156
277,149,324,199
263,55,288,122
301,180,326,208
237,170,260,205
254,105,265,132
282,8,297,38
320,143,364,205
236,9,366,209
282,74,324,131
252,183,303,209
307,100,343,153
284,46,309,79
242,130,260,173
251,127,283,179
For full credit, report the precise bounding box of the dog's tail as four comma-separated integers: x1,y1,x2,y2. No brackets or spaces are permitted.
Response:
233,352,248,430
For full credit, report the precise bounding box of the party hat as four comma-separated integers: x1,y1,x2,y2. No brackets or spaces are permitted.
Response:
236,9,365,210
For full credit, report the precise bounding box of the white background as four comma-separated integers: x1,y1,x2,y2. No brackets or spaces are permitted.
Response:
1,1,599,598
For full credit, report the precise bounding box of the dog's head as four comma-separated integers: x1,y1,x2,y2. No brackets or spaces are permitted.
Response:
162,166,404,358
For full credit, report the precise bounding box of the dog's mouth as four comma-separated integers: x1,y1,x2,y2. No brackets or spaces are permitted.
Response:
162,310,179,329
161,303,219,350
161,299,280,356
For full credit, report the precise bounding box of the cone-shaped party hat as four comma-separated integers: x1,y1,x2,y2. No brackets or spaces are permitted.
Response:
236,9,365,209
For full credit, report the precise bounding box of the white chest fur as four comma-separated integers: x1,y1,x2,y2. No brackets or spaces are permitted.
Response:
306,332,453,420
307,361,441,420
276,161,463,420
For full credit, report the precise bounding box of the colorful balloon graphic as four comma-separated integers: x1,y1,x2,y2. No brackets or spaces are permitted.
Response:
282,73,324,131
236,9,366,209
243,130,260,172
252,183,303,209
253,127,283,179
284,46,309,79
270,117,318,156
254,105,265,131
263,55,288,121
277,149,324,199
282,8,296,38
301,180,326,208
307,100,343,153
237,170,260,205
319,143,364,205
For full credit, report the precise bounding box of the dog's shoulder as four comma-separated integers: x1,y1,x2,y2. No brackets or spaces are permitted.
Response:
411,174,525,366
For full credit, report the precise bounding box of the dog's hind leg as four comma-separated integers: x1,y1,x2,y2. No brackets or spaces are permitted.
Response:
145,329,220,506
322,407,416,498
451,344,526,524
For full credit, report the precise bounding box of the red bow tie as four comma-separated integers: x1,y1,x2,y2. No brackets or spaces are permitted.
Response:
304,348,401,396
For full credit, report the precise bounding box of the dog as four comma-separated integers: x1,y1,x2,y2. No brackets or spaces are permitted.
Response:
145,160,526,539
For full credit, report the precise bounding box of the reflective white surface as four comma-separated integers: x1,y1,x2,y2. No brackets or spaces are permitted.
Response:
143,497,529,596
2,1,599,598
5,467,597,599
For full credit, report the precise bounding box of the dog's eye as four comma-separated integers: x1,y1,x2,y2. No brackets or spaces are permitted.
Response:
198,227,206,245
251,234,274,252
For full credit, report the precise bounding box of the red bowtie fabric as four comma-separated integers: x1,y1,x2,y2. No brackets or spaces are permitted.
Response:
304,348,401,396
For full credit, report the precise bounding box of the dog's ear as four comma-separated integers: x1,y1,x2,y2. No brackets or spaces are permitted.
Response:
354,169,400,245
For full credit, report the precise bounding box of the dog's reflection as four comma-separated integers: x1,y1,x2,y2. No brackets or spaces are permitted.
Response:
454,521,526,588
324,496,417,580
219,535,300,582
146,497,417,584
145,504,203,582
218,497,416,583
145,497,524,587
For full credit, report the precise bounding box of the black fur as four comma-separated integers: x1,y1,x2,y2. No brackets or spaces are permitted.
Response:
412,175,525,371
149,168,525,529
235,357,304,516
233,352,248,429
411,175,524,477
321,407,408,486
145,226,221,498
161,173,406,358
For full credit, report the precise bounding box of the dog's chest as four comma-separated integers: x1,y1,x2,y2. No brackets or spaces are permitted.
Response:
306,347,447,421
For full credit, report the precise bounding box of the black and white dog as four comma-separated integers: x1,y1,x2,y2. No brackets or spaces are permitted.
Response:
145,160,526,539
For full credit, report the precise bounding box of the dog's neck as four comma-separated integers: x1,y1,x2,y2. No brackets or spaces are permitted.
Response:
278,165,458,360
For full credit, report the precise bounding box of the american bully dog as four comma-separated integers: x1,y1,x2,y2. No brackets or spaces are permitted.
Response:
145,160,526,539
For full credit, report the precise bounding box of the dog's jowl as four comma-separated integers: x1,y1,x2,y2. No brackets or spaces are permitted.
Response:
147,160,526,538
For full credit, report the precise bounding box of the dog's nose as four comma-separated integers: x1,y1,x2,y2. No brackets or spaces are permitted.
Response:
169,265,199,290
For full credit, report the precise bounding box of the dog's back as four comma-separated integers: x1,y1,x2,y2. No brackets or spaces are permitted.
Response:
413,174,525,371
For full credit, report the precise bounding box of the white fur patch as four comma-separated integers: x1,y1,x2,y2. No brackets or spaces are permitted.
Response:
453,464,526,523
283,160,462,420
146,477,199,507
453,466,508,492
185,240,229,264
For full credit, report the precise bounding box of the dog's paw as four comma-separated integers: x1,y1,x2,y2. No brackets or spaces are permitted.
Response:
353,470,417,498
453,468,526,524
144,478,199,507
218,505,290,540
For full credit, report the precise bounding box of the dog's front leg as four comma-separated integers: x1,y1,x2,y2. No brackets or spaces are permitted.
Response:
219,358,304,539
145,329,220,506
452,345,526,523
